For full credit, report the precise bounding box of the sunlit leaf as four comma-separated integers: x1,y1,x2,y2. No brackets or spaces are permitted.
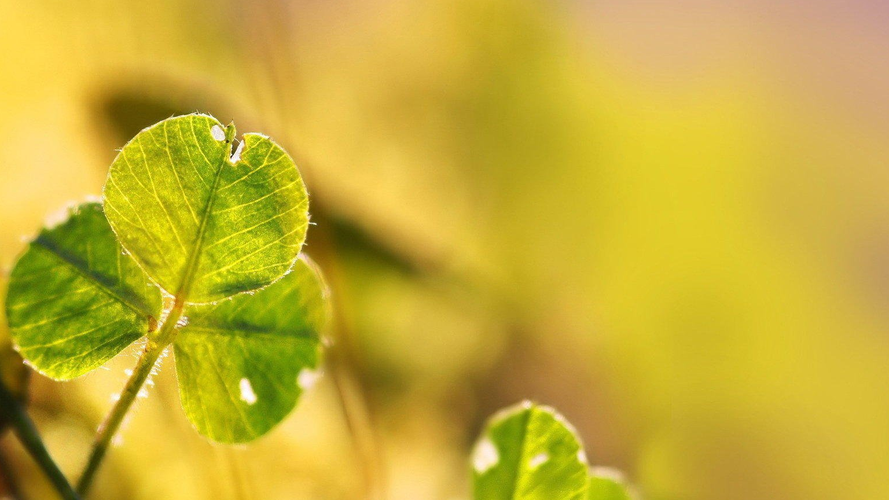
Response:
5,202,162,379
174,256,328,443
586,469,633,500
473,401,588,500
103,113,309,303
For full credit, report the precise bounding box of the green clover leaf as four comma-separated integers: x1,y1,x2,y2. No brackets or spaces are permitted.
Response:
6,114,327,448
174,256,328,443
586,469,634,500
103,114,309,303
473,402,636,500
6,202,162,380
473,402,589,500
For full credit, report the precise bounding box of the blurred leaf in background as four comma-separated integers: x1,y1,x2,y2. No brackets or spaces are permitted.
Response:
0,277,30,434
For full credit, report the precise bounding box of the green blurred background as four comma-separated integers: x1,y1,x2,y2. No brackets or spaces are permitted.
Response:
1,0,887,499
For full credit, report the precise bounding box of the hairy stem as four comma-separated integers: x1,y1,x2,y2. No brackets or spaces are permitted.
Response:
0,382,79,500
76,299,185,496
78,127,228,496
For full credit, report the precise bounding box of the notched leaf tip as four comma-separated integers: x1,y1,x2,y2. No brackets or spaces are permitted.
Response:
230,140,245,163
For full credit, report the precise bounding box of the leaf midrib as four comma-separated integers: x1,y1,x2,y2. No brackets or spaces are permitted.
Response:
507,408,533,500
180,324,317,342
31,239,155,322
173,121,231,302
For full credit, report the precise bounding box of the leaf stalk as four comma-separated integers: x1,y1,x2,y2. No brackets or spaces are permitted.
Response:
75,297,185,496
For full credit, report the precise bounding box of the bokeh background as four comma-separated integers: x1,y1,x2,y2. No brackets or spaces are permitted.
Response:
1,0,888,499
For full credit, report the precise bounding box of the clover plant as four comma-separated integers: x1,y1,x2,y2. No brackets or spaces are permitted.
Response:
4,114,327,496
473,402,635,500
0,113,635,500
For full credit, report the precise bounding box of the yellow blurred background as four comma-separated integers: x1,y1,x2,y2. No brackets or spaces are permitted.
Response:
1,0,888,499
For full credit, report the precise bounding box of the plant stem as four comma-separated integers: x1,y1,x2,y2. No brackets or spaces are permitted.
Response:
76,299,185,497
0,382,79,500
327,353,386,500
308,216,388,500
0,441,25,500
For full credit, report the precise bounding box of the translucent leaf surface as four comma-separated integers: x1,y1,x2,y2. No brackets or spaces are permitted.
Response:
473,402,588,500
174,256,328,443
5,202,162,379
586,470,633,500
103,113,309,303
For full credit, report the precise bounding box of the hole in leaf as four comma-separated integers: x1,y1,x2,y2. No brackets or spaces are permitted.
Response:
473,438,499,473
210,125,225,141
297,368,320,391
239,378,257,405
529,452,549,469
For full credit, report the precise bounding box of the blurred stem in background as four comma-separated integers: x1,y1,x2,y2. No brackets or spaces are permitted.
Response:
327,345,387,500
0,444,24,500
222,448,253,500
312,213,390,500
0,381,80,500
241,3,393,492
